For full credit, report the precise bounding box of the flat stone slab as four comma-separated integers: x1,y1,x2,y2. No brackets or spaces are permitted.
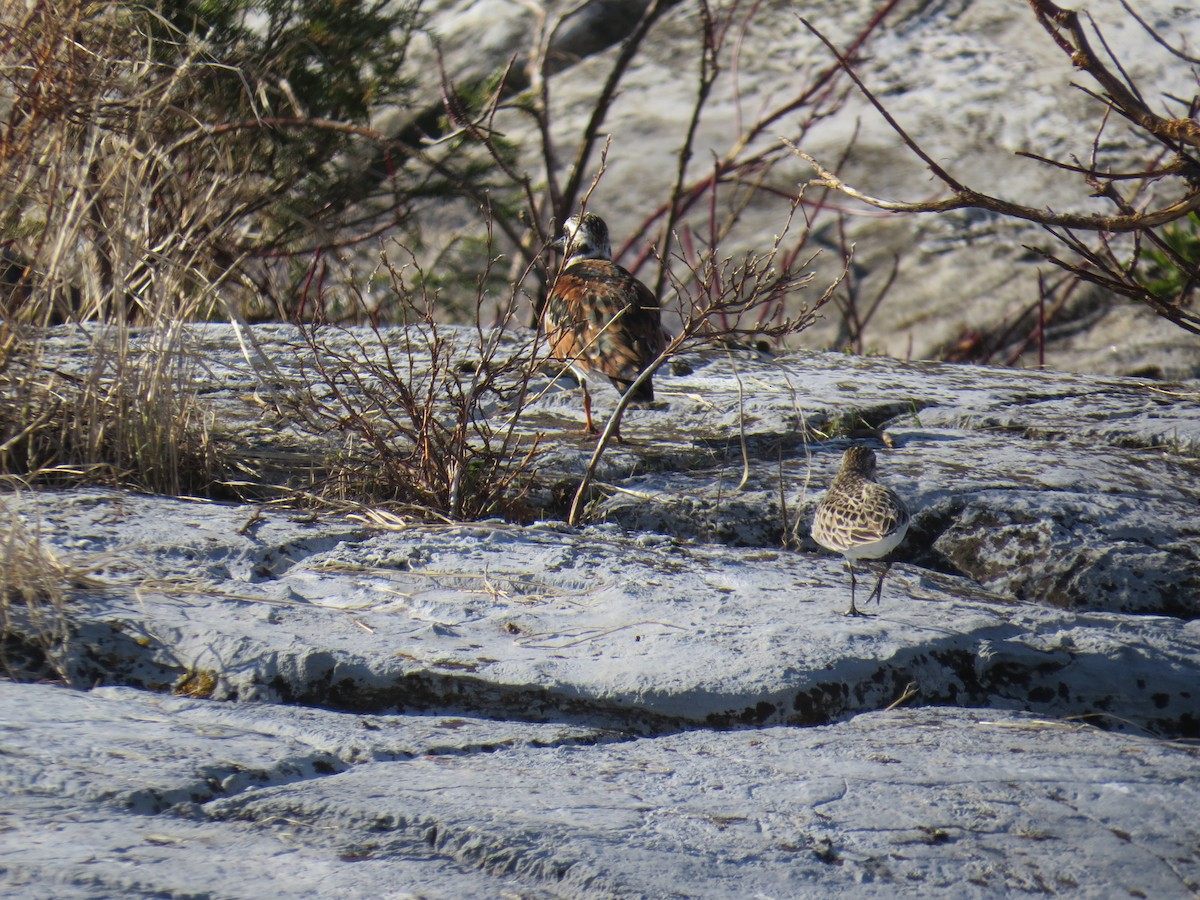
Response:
24,326,1200,623
36,322,1200,462
0,683,600,899
7,488,1199,737
214,707,1200,898
3,683,1197,898
0,681,608,812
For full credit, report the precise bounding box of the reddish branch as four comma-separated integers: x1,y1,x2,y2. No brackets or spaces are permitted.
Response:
794,6,1200,232
794,1,1200,335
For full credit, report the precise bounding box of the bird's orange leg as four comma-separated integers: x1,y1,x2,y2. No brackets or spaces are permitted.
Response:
581,382,599,435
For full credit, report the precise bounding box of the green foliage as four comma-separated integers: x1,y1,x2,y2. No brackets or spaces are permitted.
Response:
158,0,419,121
1143,211,1200,304
155,0,424,246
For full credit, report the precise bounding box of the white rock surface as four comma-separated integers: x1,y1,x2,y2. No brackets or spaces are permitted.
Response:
3,683,1198,897
3,323,1199,896
0,683,584,898
7,486,1198,736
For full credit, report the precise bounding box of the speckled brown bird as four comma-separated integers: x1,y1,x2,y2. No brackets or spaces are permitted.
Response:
811,444,911,616
543,212,665,436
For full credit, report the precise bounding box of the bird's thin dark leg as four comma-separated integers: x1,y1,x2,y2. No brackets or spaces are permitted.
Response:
867,561,892,607
844,561,866,617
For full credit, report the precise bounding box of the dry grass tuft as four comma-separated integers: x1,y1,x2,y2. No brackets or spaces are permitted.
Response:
0,326,225,495
0,3,256,494
0,497,99,681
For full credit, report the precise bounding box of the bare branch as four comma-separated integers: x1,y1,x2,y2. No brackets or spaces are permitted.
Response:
1028,0,1200,152
790,144,1200,233
1118,0,1200,65
557,0,677,220
798,17,968,194
1014,151,1185,181
655,0,723,301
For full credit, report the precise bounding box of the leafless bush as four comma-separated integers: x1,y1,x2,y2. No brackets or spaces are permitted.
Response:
244,1,891,520
447,0,904,329
283,241,544,521
0,0,895,519
270,0,902,331
386,2,891,521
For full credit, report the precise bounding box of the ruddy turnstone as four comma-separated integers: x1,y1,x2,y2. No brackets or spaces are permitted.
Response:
543,212,665,436
811,444,911,616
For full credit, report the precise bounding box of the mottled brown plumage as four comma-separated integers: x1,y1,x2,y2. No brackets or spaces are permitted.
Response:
544,213,665,435
811,444,911,616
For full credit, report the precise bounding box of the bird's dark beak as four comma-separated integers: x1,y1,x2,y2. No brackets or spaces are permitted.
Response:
550,233,566,252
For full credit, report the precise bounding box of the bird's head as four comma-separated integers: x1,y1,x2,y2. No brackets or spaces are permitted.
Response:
840,444,878,477
552,212,612,267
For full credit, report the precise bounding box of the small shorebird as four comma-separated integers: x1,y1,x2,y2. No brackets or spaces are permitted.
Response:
811,444,911,616
543,212,665,437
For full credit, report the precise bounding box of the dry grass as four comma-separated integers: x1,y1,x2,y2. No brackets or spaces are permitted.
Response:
0,3,258,493
1,2,253,325
0,496,99,680
0,324,227,494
